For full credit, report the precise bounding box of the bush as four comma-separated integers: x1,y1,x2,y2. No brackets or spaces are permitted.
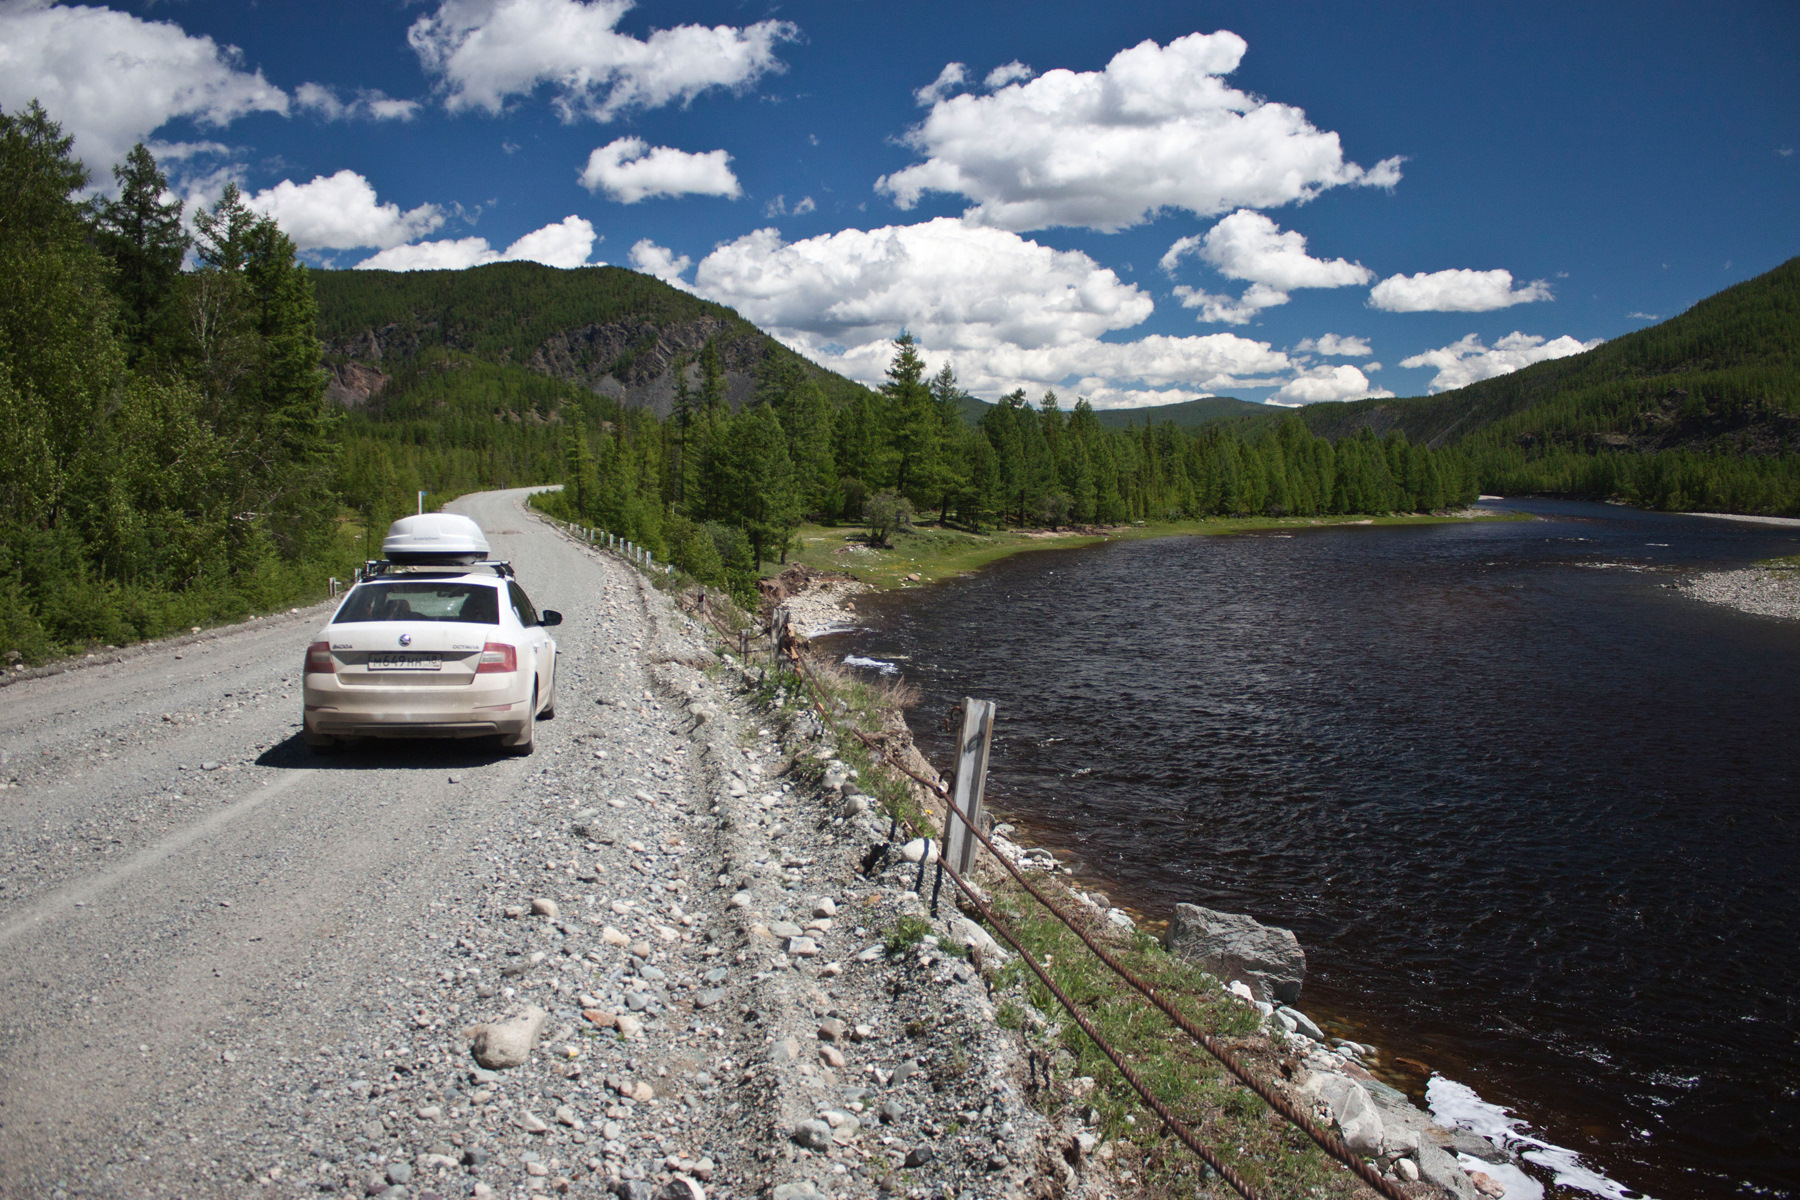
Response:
863,489,912,547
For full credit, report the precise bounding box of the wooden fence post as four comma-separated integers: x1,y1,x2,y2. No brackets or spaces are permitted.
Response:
943,697,997,878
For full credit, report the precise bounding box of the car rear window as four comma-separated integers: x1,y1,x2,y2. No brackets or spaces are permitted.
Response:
334,582,500,625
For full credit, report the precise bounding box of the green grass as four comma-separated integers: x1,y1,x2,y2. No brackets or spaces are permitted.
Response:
984,887,1372,1199
772,511,1525,594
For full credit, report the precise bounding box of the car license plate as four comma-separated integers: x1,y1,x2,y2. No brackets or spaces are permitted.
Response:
367,652,441,670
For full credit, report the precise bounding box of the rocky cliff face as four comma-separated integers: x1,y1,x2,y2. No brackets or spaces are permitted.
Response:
324,361,389,409
321,316,768,417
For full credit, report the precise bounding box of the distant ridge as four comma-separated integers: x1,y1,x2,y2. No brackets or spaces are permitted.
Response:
1292,255,1800,456
957,392,1267,428
311,261,875,417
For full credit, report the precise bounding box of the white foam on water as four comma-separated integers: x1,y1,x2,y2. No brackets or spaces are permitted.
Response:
1459,1154,1545,1200
842,655,900,676
1427,1075,1650,1200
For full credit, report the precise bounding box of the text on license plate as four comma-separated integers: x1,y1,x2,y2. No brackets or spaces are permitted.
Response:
367,652,441,670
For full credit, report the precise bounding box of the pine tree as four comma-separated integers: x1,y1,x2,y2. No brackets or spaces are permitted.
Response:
92,143,188,360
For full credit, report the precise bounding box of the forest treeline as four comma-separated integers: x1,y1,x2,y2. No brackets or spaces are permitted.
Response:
536,334,1478,599
1290,256,1800,513
0,103,343,661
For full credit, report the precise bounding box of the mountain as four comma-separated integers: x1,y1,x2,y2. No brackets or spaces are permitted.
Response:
956,392,1267,429
1292,256,1800,456
311,261,875,417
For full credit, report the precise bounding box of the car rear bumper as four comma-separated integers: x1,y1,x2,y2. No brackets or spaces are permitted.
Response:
302,676,530,739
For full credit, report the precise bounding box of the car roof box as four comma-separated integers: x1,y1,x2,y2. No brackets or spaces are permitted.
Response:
381,514,491,565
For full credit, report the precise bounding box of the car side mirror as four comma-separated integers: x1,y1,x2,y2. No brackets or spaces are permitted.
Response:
539,610,563,627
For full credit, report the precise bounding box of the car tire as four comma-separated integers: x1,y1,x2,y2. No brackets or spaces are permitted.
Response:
541,677,556,720
502,683,538,756
303,732,338,754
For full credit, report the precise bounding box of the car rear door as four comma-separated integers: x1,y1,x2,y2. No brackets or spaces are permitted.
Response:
507,582,551,702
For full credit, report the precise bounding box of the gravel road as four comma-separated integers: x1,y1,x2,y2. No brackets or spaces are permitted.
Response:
0,489,1077,1200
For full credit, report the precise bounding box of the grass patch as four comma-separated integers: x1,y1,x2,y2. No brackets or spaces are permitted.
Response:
885,914,933,956
986,879,1370,1200
772,510,1523,594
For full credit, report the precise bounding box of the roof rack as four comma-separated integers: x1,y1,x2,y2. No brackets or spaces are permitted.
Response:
355,559,515,582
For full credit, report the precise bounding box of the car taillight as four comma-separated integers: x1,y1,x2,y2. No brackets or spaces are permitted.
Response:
304,641,335,674
476,642,517,673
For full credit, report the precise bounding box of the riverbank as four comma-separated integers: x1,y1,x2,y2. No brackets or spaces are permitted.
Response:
770,510,1526,596
1679,560,1800,620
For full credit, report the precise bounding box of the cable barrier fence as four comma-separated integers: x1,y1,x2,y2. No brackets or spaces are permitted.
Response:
689,602,1413,1200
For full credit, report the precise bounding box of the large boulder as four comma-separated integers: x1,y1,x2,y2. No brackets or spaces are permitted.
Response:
1164,904,1306,1005
1317,1076,1385,1156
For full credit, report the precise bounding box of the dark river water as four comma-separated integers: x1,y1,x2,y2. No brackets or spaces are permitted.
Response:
822,500,1800,1200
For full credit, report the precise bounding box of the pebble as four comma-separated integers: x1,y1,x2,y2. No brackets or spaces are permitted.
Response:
905,1146,934,1168
791,1119,833,1151
530,897,559,918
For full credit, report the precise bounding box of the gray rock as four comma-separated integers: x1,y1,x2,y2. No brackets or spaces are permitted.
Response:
469,1006,546,1069
1164,903,1306,1005
461,1148,488,1166
770,921,804,939
1318,1076,1384,1156
386,1163,413,1185
1278,1006,1325,1041
695,988,725,1009
904,1145,934,1168
530,897,560,919
878,1099,904,1124
625,991,650,1011
1418,1141,1479,1200
792,1119,833,1150
771,1184,829,1200
653,1179,704,1200
611,1182,656,1200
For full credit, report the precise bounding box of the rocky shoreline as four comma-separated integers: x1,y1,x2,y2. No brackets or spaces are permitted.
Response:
771,570,1526,1200
1678,563,1800,620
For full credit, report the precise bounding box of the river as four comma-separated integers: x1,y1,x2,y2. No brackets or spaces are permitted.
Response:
821,500,1800,1200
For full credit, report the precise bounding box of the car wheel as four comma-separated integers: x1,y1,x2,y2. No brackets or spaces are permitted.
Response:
502,682,538,756
541,676,557,719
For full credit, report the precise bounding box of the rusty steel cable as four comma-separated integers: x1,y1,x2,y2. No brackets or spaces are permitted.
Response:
776,647,1412,1200
927,832,1271,1200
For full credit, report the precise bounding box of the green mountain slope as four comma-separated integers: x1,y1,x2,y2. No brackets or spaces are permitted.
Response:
1284,256,1800,512
312,261,875,417
1295,256,1800,453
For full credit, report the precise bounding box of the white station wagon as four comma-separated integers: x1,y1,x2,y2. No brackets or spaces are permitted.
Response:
301,514,560,755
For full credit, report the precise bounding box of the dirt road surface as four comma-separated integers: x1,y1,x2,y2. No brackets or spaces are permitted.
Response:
0,488,1063,1200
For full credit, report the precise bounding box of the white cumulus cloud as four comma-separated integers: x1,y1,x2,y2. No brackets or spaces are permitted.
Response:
983,61,1033,89
1400,331,1602,393
357,215,599,271
407,0,796,121
295,83,421,122
1369,268,1553,312
877,31,1403,232
1173,282,1288,325
0,0,287,177
1271,364,1392,405
914,62,967,106
685,216,1293,404
1190,210,1373,290
1166,210,1372,325
628,238,692,287
246,171,443,251
1295,333,1373,357
578,136,739,202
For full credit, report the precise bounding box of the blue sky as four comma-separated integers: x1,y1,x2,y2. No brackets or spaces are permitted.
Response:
2,0,1795,406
